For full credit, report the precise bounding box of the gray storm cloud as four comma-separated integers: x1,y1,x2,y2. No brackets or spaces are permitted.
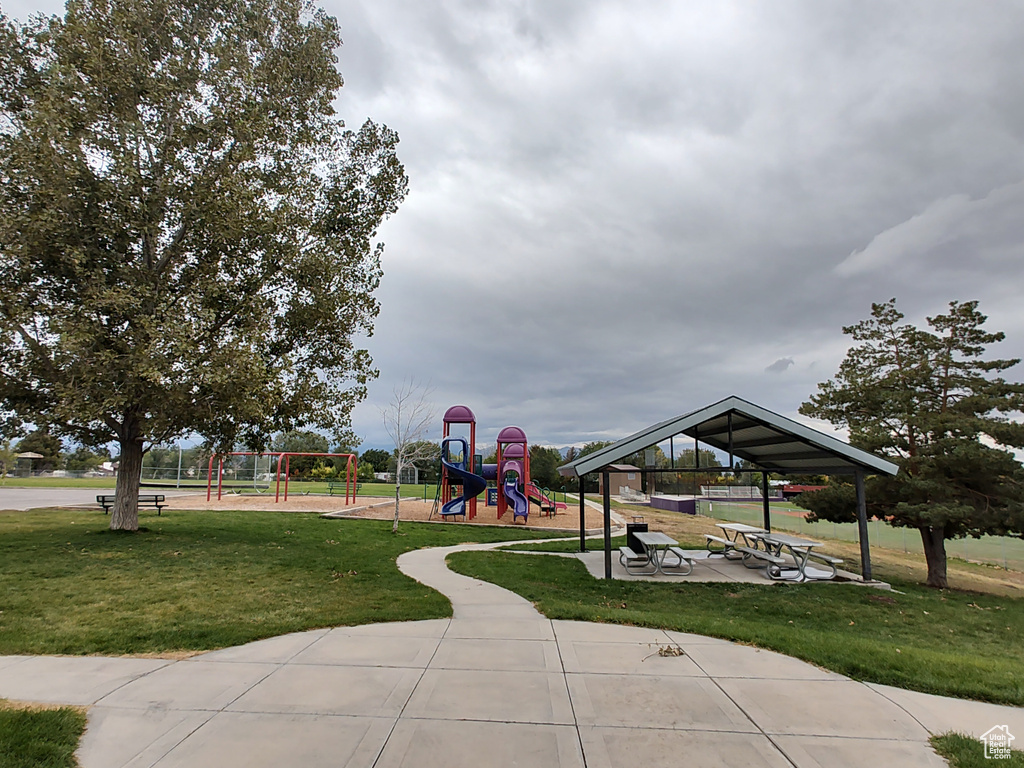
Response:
765,358,795,375
7,0,1024,449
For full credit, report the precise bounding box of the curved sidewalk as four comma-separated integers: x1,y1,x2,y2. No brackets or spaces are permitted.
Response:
1,538,1022,767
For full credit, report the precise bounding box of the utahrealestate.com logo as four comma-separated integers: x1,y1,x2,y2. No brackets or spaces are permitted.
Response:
981,725,1015,760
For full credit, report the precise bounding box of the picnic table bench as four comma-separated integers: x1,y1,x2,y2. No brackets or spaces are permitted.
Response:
735,545,787,569
747,532,843,581
621,532,695,576
618,545,656,575
96,494,167,516
706,523,767,559
326,481,361,496
791,547,844,580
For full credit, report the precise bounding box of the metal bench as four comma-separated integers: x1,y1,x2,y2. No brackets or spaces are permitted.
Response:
735,546,786,568
618,546,657,575
326,481,361,496
793,548,844,580
704,533,736,557
662,545,695,575
96,494,167,516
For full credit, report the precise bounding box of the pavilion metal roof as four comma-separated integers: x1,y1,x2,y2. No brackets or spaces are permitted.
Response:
558,395,899,478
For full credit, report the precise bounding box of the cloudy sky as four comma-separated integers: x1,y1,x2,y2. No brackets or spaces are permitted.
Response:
8,0,1024,453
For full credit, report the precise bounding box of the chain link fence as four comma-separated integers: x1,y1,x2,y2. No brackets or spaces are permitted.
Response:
696,498,1024,572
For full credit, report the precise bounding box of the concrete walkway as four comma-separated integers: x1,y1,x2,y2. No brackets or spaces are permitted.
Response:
2,539,1022,767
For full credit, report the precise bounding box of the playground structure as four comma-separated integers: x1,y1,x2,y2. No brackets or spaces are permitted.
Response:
438,405,568,523
205,452,357,504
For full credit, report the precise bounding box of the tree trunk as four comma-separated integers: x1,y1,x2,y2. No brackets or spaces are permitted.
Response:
919,525,948,588
111,436,144,531
392,475,401,533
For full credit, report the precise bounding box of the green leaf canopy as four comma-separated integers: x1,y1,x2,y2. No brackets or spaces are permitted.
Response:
0,0,407,456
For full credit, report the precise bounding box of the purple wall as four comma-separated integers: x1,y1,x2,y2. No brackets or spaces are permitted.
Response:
650,496,697,515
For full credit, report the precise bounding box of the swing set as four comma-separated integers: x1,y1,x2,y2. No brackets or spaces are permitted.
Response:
205,452,358,504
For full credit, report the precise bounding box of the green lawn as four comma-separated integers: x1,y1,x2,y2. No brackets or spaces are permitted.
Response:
502,535,626,552
1,477,117,489
0,508,545,655
448,550,1024,706
932,732,1024,767
0,704,86,768
1,476,436,499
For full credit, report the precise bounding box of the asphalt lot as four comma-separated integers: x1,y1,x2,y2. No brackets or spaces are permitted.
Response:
0,487,198,511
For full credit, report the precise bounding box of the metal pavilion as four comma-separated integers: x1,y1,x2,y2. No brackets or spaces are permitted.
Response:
558,396,899,580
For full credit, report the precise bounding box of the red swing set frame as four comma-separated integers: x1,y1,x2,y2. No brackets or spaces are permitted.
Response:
206,451,358,504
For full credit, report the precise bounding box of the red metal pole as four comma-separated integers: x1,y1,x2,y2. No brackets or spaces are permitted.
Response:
216,456,224,500
346,455,352,504
524,439,531,488
206,455,214,501
284,455,290,501
274,453,282,503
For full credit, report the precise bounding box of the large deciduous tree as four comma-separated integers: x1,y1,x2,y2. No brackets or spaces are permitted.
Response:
0,0,407,530
798,299,1024,588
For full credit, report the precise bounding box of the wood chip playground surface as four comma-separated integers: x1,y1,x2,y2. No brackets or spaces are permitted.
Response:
165,493,608,530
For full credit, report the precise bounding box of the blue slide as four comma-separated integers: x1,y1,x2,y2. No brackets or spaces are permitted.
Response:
440,437,487,518
502,460,529,523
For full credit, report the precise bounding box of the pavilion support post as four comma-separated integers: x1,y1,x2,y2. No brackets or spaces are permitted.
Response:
761,471,771,531
855,470,873,582
603,470,612,579
727,413,734,469
579,474,587,553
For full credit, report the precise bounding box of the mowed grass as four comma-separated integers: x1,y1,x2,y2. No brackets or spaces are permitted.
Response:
447,550,1024,706
0,703,86,768
0,508,545,655
0,703,85,768
0,478,434,498
932,732,1024,767
1,477,117,489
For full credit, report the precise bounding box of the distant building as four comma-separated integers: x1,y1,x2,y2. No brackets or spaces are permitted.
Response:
597,464,643,495
781,484,826,499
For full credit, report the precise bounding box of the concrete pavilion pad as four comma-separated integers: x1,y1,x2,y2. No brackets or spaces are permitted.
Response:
571,547,885,586
573,547,775,583
0,536,1018,768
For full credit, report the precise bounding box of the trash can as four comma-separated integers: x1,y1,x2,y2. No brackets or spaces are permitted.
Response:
626,517,648,553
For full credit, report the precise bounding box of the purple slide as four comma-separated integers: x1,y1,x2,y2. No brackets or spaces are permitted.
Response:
502,460,529,522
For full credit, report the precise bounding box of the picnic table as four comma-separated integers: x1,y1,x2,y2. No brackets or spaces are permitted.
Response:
618,531,694,576
746,531,843,581
705,523,767,559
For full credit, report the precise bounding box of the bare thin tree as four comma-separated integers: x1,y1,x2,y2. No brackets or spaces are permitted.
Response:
381,380,437,533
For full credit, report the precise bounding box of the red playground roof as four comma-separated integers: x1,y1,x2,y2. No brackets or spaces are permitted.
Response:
497,425,527,443
443,405,476,423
